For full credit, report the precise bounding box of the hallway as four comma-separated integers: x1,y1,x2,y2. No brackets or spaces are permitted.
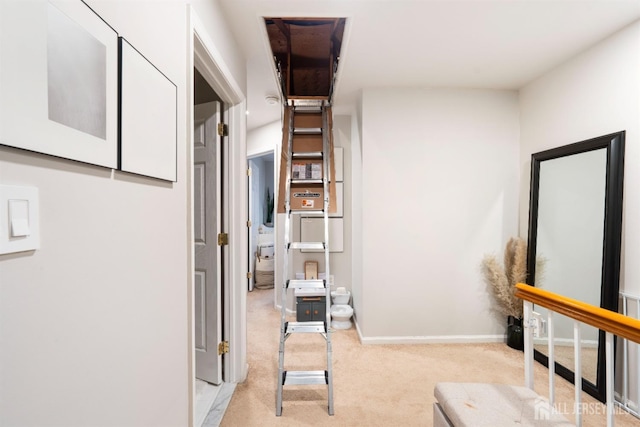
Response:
220,289,638,426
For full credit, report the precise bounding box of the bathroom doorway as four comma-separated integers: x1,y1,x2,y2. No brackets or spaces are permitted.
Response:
248,151,276,292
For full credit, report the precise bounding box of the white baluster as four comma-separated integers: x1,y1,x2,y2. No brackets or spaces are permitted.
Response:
574,321,582,427
606,331,614,427
524,301,534,390
548,311,555,405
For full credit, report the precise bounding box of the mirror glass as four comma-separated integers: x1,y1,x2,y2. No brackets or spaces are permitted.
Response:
534,148,606,385
527,132,625,402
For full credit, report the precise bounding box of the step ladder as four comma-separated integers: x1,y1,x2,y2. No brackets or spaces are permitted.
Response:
276,99,334,416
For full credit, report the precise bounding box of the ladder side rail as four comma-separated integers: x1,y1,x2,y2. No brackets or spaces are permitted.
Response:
276,105,295,417
281,105,295,319
321,105,331,326
322,103,334,415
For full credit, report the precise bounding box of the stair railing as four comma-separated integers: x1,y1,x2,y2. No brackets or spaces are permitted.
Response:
515,283,640,426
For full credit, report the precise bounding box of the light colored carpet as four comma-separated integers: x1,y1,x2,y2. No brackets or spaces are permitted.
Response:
220,289,640,426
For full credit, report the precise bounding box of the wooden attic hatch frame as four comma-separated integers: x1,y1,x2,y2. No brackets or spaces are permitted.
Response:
264,17,345,215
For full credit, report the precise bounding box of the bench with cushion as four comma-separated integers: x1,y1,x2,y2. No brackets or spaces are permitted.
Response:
434,382,574,426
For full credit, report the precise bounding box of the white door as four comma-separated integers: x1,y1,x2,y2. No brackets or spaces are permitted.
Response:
194,101,222,384
248,159,261,291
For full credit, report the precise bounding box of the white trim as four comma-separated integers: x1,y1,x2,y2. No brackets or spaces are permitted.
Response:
354,318,505,345
191,12,243,105
274,303,296,317
358,334,507,345
187,6,248,426
533,337,599,348
186,10,196,426
225,100,249,383
247,149,274,160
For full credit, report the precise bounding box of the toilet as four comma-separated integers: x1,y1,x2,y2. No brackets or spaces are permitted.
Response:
330,287,353,329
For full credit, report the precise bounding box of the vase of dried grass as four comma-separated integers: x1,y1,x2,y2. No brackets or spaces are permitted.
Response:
507,316,524,351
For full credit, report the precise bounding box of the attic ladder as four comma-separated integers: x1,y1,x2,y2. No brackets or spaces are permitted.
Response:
276,99,335,416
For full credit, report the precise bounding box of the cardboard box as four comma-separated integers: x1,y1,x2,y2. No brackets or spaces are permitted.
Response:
290,186,324,210
292,160,323,180
292,134,323,153
293,112,322,128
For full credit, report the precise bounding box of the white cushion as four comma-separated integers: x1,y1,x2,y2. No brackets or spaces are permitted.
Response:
434,383,574,426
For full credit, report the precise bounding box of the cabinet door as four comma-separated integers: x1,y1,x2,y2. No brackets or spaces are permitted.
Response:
296,301,312,321
311,301,325,321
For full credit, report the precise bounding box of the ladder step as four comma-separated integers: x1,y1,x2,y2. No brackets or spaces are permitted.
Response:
289,242,325,250
278,105,333,417
292,100,324,109
286,321,326,334
289,209,324,215
292,151,323,159
291,179,323,185
293,127,322,134
287,279,326,289
283,370,328,386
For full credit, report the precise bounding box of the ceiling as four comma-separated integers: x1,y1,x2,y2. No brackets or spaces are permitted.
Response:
217,0,640,131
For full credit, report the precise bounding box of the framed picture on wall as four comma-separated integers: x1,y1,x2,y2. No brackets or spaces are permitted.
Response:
0,0,119,168
300,217,344,253
118,37,177,182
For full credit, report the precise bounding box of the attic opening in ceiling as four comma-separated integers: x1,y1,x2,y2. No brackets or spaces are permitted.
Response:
264,17,346,101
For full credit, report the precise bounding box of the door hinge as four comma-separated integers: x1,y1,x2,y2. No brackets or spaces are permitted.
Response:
217,123,228,137
247,168,252,176
247,220,252,227
217,233,229,246
247,272,252,279
218,341,229,356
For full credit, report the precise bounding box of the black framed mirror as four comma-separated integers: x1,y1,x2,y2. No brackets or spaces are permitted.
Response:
526,131,625,402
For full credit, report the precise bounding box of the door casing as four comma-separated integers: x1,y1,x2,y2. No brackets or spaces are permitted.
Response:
188,7,248,426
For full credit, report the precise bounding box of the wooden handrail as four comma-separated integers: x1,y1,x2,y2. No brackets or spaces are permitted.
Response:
515,283,640,343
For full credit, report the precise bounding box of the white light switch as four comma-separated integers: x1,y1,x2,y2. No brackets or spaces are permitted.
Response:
1,185,39,254
9,199,30,237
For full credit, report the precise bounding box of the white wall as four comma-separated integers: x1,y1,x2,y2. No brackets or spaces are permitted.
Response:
519,20,640,297
357,88,520,342
189,0,246,96
0,1,245,425
247,120,281,158
519,18,640,404
352,102,365,328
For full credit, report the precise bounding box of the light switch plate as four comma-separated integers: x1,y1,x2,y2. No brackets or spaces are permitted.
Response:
0,185,39,254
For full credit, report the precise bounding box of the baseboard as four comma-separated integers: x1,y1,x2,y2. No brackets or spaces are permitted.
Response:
274,303,295,316
614,391,639,414
353,317,506,344
358,334,507,345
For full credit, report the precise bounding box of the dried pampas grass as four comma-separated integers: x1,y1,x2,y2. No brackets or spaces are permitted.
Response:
508,238,527,287
482,237,528,319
